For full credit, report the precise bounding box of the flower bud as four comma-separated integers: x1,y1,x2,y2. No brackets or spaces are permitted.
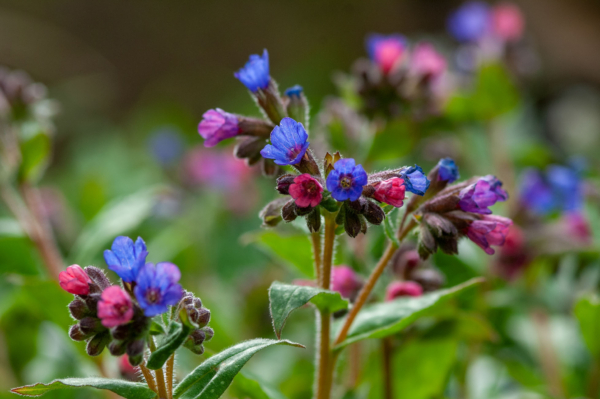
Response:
324,152,341,178
362,200,385,225
237,115,274,138
69,324,93,341
331,266,362,300
344,209,363,238
255,80,288,125
84,266,112,291
86,331,110,356
189,344,205,355
385,281,423,301
417,224,437,260
234,136,265,163
59,265,93,296
276,174,296,195
196,308,211,328
111,324,131,341
371,178,406,208
281,200,298,223
181,295,194,307
79,317,104,335
391,248,421,279
306,207,322,233
295,204,313,217
68,299,89,320
261,158,278,177
202,327,214,342
284,85,309,128
126,338,145,359
410,268,445,292
108,340,128,356
98,286,134,328
193,298,203,309
259,197,288,227
190,329,206,345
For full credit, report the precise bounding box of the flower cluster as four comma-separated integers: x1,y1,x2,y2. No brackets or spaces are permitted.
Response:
58,236,212,365
447,1,524,43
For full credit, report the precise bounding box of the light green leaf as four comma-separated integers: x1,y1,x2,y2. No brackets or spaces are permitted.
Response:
574,293,600,356
231,372,288,399
242,231,314,278
19,132,51,183
69,186,165,264
147,321,192,370
11,377,156,398
383,208,400,247
173,339,304,399
333,278,483,349
269,281,348,339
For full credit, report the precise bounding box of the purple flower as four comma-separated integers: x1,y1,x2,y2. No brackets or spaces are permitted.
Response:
260,118,309,166
284,85,303,97
459,175,508,214
198,109,240,148
546,165,583,212
401,165,430,196
326,158,368,202
104,236,148,283
467,215,512,255
234,49,270,92
134,262,184,317
366,34,406,74
519,169,555,215
437,158,460,183
447,1,491,42
519,165,583,215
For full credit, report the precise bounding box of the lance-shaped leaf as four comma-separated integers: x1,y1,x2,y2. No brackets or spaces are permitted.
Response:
333,278,483,349
147,309,196,370
11,377,156,398
269,281,349,339
231,372,288,399
574,293,600,356
173,339,303,399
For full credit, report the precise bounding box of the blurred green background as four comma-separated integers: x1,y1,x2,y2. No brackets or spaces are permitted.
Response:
1,1,600,399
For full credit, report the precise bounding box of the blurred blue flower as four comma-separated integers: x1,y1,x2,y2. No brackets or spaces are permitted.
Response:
437,158,459,183
134,262,184,317
326,158,368,202
261,117,309,165
447,1,491,42
520,165,584,215
148,127,184,166
519,169,555,215
285,85,303,98
401,165,430,196
104,236,148,283
234,49,270,92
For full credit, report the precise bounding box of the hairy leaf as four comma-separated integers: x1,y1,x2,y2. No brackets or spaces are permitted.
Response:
11,377,156,398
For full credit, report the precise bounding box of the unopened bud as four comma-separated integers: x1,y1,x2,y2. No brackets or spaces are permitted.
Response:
190,344,205,355
196,308,211,328
80,317,103,334
108,340,128,356
86,332,110,356
363,201,385,225
202,327,214,342
68,299,89,320
190,329,206,345
306,207,321,233
284,85,309,128
410,268,445,292
417,224,437,260
186,305,199,322
261,158,278,177
276,174,296,195
193,298,202,309
126,339,145,358
344,210,362,238
281,200,298,222
181,295,193,306
234,136,265,161
84,266,112,291
259,197,288,227
111,324,131,341
69,324,93,341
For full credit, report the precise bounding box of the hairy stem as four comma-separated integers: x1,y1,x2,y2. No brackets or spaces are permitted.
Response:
139,362,158,394
315,214,336,399
149,337,169,399
166,354,175,399
311,231,322,285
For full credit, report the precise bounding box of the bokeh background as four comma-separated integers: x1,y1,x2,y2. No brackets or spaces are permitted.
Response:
1,1,600,398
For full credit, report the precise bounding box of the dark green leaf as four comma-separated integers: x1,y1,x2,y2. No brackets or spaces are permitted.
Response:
173,339,303,399
269,281,349,339
147,316,193,370
383,208,400,247
11,377,156,398
149,320,166,335
333,278,483,349
574,293,600,356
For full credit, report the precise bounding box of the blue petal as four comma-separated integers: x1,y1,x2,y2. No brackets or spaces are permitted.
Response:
331,187,350,201
285,85,303,97
352,164,368,186
326,171,341,193
348,185,363,202
334,158,356,174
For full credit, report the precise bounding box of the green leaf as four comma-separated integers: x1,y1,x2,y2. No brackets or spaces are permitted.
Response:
231,372,288,399
574,293,600,356
149,320,166,335
11,377,156,398
333,278,483,349
147,316,193,370
19,132,51,183
269,281,349,339
69,186,165,265
242,231,314,278
383,208,400,247
173,339,304,399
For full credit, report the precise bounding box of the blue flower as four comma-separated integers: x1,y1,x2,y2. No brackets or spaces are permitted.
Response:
134,262,184,317
546,165,583,212
447,1,491,42
234,49,270,92
519,165,583,215
148,127,184,166
260,118,310,165
437,158,459,183
326,158,368,202
519,169,555,215
104,236,148,283
284,85,303,98
401,165,430,196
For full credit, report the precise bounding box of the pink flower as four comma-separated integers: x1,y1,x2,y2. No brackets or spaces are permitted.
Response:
331,266,362,299
562,212,592,244
119,355,139,380
492,3,524,42
198,109,240,147
372,178,406,207
467,215,513,255
59,265,92,295
385,281,423,301
97,286,134,328
289,174,323,208
410,43,447,79
367,34,406,74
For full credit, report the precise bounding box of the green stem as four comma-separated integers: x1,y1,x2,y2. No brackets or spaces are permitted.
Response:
149,337,169,399
311,231,322,285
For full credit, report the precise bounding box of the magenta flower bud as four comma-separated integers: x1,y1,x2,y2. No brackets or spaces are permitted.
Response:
372,178,406,207
198,108,240,147
289,174,324,208
410,43,447,79
366,34,406,74
492,3,524,42
467,215,513,255
97,286,134,328
385,281,423,301
331,266,362,300
59,265,93,296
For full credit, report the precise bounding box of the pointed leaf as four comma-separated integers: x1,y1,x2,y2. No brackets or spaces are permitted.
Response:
173,339,303,399
147,319,192,370
231,372,288,399
11,377,156,398
333,278,483,349
383,208,400,247
574,293,600,356
269,281,349,339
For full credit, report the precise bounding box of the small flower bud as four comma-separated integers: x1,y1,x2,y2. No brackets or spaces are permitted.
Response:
331,266,362,300
259,197,288,227
344,209,363,238
324,152,341,178
371,178,406,208
281,200,298,222
111,324,131,341
86,331,110,356
391,248,421,279
306,207,322,233
68,299,89,320
417,224,437,260
69,324,93,341
385,281,423,301
362,201,385,225
202,327,214,342
98,286,134,328
237,116,274,138
59,265,93,296
410,268,445,292
190,329,206,345
276,174,296,195
108,340,128,356
126,338,145,358
261,158,278,177
181,295,194,307
84,294,101,314
193,298,202,309
128,353,143,367
84,266,112,291
295,205,313,217
284,85,309,128
190,344,205,355
234,136,265,161
196,308,211,328
186,305,200,323
79,317,104,335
